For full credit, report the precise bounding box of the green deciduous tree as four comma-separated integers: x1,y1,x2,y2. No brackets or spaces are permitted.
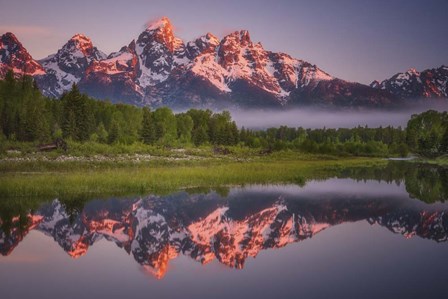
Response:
153,107,177,146
406,110,448,157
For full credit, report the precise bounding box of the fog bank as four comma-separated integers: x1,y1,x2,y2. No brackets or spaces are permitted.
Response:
230,101,448,129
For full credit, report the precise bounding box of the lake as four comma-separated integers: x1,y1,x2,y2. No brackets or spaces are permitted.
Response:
1,162,447,299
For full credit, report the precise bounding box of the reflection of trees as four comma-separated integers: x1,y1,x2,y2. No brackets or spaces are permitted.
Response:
338,162,407,185
1,162,447,234
405,166,448,203
0,199,44,256
0,196,89,235
337,162,448,203
59,196,91,224
0,199,41,237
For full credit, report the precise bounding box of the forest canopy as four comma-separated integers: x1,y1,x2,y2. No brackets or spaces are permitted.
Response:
1,71,447,158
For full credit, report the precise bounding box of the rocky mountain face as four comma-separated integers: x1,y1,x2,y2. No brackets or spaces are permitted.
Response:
80,40,143,102
371,66,448,99
1,17,446,108
0,32,45,78
37,34,107,97
1,193,447,278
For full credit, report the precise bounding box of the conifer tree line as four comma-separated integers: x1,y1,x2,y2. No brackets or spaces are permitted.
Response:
0,71,239,147
1,71,447,157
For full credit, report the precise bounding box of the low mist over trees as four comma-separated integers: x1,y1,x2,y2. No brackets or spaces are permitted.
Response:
1,71,447,158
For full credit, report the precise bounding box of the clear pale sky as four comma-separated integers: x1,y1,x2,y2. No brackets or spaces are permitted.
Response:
1,0,447,84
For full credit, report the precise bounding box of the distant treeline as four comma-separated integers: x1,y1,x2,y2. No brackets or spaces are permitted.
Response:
1,71,447,157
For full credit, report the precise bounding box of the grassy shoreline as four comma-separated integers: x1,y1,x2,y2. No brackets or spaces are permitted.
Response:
0,152,386,199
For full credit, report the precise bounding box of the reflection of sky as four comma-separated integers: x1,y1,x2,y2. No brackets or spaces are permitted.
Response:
1,0,447,84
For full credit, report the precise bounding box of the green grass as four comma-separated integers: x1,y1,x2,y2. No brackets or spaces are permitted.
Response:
0,156,386,199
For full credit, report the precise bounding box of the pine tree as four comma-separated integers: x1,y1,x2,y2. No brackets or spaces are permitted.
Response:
193,125,208,146
108,119,119,144
76,94,94,141
141,107,156,144
62,99,76,140
1,70,18,138
61,84,94,141
230,121,239,145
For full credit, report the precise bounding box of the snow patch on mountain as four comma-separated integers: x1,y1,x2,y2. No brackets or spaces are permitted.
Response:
0,32,46,77
190,54,231,92
38,34,106,96
371,66,448,99
0,18,409,107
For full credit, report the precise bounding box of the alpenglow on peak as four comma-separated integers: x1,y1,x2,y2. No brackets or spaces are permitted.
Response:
145,16,173,31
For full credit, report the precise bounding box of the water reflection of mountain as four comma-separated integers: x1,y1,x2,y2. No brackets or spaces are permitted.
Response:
1,189,447,279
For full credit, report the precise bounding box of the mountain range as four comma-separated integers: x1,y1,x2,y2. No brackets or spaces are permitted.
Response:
1,17,447,109
1,192,447,279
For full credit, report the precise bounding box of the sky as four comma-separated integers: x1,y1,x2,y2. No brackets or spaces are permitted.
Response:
0,0,447,84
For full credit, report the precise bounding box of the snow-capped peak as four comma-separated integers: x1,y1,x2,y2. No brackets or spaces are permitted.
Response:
371,65,448,99
239,30,251,44
0,32,45,77
135,16,188,88
61,33,106,60
186,33,220,58
69,34,94,51
138,16,183,53
2,19,409,108
197,33,219,48
1,32,19,43
70,33,91,43
1,32,20,60
406,68,419,75
221,30,253,47
145,17,172,32
370,80,380,89
36,33,107,97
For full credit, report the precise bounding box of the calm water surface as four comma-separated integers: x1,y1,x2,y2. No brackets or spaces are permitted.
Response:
1,164,448,299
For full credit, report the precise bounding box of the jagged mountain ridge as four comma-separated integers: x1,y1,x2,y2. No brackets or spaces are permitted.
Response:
37,34,107,97
0,17,399,108
0,32,45,78
371,66,448,99
0,17,446,108
1,193,447,279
